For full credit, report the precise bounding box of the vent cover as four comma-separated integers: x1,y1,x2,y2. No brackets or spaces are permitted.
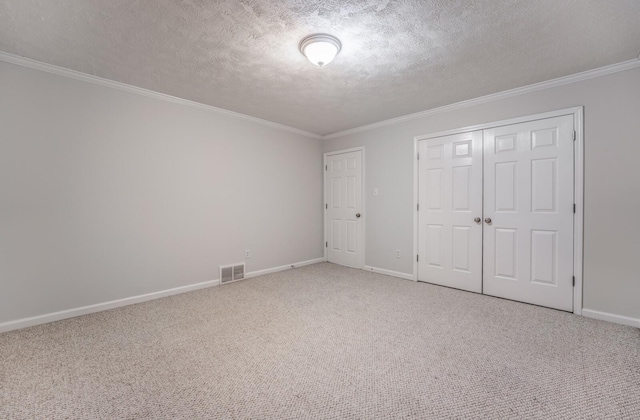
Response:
220,263,245,284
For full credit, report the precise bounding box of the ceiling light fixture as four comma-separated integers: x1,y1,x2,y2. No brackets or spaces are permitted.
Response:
299,34,342,67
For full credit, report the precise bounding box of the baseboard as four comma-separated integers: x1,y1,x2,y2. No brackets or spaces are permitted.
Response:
0,257,325,334
582,309,640,328
363,265,416,281
0,279,220,334
245,258,325,279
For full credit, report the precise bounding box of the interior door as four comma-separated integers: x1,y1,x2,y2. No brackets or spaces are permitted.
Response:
483,115,574,311
325,150,363,268
418,131,483,293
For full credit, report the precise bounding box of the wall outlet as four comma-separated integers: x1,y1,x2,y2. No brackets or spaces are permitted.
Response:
245,249,251,259
396,249,401,258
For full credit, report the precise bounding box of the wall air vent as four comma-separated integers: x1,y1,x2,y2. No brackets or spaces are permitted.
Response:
220,263,245,284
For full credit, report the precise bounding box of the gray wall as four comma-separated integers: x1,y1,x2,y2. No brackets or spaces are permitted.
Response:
1,58,638,326
324,67,640,320
0,61,324,324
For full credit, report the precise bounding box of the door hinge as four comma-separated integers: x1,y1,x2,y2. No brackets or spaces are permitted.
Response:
417,153,420,160
325,164,328,170
417,203,419,211
326,242,328,248
416,254,419,262
573,130,576,141
573,204,576,213
325,203,328,209
572,276,575,287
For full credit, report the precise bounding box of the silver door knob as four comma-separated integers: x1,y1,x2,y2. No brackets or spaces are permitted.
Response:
356,213,361,218
474,217,481,224
484,217,492,225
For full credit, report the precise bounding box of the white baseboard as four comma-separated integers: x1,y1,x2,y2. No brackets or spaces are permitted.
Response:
245,258,325,279
0,279,220,334
363,265,416,281
582,309,640,328
0,257,325,334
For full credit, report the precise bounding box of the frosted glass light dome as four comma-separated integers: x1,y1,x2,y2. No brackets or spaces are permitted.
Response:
299,34,342,67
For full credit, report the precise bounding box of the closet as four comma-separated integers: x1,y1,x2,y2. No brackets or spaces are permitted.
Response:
417,112,577,311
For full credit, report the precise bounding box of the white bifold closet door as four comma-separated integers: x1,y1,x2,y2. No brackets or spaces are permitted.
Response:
483,115,574,311
418,115,575,312
418,131,483,293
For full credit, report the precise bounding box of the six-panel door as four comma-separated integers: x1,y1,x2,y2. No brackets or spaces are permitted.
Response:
418,115,575,312
326,150,363,268
418,131,483,293
483,115,574,311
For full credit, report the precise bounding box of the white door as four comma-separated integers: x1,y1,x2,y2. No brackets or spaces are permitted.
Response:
483,115,574,311
418,131,483,293
325,150,363,268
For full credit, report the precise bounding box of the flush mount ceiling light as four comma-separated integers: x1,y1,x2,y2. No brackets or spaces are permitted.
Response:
299,34,342,67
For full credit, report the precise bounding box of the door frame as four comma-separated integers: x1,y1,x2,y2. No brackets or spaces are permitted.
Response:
323,147,366,269
413,106,584,315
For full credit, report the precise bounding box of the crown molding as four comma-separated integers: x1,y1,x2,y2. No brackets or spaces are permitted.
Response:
0,51,323,140
3,50,638,142
323,58,640,140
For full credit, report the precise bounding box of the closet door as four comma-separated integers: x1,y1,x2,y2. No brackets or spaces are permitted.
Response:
418,131,483,293
483,115,574,311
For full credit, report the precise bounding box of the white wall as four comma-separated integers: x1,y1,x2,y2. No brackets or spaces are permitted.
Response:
0,60,323,325
324,66,640,321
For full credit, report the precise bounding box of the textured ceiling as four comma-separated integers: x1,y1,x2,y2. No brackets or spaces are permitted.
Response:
1,1,639,136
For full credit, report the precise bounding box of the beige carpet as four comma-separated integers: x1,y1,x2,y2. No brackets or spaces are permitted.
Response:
1,263,638,419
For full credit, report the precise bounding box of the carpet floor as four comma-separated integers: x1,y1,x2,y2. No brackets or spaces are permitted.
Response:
1,262,639,419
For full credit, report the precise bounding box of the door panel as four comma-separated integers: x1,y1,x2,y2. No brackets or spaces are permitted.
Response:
483,115,574,311
452,226,470,272
426,224,443,267
331,178,341,208
326,150,363,268
495,161,517,212
331,220,341,251
531,230,556,285
418,131,483,293
346,220,357,253
531,158,556,212
427,169,443,210
494,228,517,279
452,166,471,211
346,176,357,208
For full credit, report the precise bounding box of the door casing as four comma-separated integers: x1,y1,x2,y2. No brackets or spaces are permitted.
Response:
413,107,584,315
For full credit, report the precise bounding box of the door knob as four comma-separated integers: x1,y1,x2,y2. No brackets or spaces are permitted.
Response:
474,217,481,224
484,217,492,225
356,213,361,218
